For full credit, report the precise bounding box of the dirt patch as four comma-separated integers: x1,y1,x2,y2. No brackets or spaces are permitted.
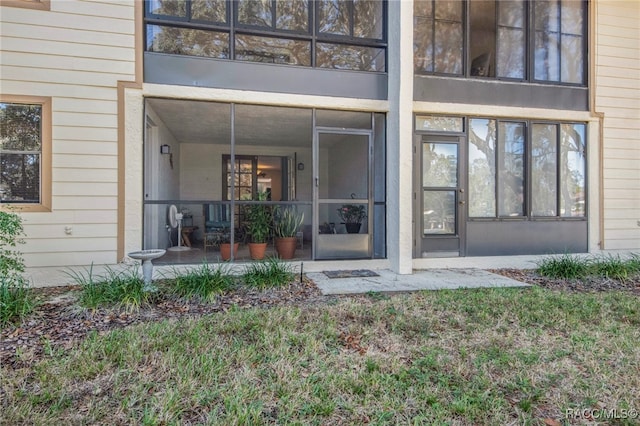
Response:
492,269,640,293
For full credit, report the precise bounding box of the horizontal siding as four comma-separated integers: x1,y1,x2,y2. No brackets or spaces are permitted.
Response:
0,0,135,268
596,0,640,251
23,251,117,268
1,52,134,77
0,4,134,34
53,141,118,156
22,224,118,239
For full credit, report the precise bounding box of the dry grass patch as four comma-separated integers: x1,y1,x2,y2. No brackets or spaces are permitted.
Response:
2,287,639,425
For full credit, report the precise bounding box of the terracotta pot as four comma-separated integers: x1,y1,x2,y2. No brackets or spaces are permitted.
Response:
345,223,361,234
248,242,268,260
220,242,239,261
274,237,297,260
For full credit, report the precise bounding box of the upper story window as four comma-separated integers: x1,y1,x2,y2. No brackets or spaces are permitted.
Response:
145,0,387,72
0,96,52,212
414,0,586,86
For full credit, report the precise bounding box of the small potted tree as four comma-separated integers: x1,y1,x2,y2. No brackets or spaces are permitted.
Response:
245,192,272,260
273,206,304,259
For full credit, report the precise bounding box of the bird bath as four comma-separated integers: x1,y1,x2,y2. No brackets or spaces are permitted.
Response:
128,249,166,291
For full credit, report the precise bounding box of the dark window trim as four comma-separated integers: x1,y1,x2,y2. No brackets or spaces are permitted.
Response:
415,0,587,87
416,114,587,222
145,0,387,72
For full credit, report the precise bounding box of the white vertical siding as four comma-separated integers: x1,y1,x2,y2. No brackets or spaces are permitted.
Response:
0,0,136,267
595,0,640,250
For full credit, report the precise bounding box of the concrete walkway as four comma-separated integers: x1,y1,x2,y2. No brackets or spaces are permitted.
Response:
308,268,530,295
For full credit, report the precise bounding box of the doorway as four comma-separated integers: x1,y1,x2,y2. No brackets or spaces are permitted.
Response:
314,129,373,259
415,134,467,257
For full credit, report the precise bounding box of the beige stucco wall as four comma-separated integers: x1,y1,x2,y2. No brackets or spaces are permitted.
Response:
594,0,640,250
0,0,136,267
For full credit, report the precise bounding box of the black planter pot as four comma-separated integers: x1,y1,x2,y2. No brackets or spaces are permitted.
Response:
345,223,361,234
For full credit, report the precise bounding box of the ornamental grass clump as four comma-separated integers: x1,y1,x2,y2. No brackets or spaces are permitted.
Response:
70,265,151,311
171,262,234,301
243,257,295,290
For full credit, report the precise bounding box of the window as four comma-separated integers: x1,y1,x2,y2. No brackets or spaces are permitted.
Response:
145,0,387,72
468,118,586,219
0,96,51,212
414,0,586,85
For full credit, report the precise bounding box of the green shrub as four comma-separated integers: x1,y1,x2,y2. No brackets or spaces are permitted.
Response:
70,265,150,310
536,254,591,279
171,263,234,301
0,210,33,325
243,257,295,290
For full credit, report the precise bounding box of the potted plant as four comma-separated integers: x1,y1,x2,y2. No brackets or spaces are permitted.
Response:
337,204,367,234
273,206,304,259
213,228,238,261
245,193,272,260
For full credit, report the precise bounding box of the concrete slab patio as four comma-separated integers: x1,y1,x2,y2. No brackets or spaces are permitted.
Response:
308,268,530,295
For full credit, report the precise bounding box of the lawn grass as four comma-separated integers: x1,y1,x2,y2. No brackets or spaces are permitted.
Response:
2,287,639,425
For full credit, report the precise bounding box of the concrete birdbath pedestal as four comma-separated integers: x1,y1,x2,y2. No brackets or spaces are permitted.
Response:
128,249,166,292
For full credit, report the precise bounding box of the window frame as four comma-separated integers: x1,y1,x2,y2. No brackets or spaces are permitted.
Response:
0,95,52,213
414,0,587,87
466,116,587,221
0,0,50,11
144,0,388,72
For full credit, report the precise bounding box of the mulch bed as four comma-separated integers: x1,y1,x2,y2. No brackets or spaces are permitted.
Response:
2,270,639,369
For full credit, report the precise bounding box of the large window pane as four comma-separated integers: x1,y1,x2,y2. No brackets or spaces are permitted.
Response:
276,0,308,32
316,43,385,72
236,34,310,65
414,0,462,75
318,0,350,36
0,153,40,203
561,35,583,83
414,14,434,73
423,143,457,187
498,122,524,216
535,32,559,81
470,0,495,77
147,25,229,58
192,0,226,23
469,119,496,217
434,21,462,74
237,0,272,27
532,124,558,216
354,0,383,39
0,103,41,151
497,28,525,78
560,123,586,217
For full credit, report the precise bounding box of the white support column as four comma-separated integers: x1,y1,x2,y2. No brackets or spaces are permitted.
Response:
387,0,415,274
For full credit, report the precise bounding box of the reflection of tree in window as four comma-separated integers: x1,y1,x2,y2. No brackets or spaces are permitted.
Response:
560,124,586,217
414,0,463,74
532,124,558,216
469,119,496,217
0,103,41,203
498,122,524,217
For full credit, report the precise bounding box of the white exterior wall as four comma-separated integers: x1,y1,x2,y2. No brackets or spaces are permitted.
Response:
595,0,640,250
0,1,136,267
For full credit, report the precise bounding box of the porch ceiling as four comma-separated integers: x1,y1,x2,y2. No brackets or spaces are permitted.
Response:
145,98,313,147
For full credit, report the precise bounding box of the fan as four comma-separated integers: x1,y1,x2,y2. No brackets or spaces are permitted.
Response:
167,204,190,252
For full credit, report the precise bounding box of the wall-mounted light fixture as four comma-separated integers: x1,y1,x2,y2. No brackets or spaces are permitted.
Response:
297,162,305,171
160,144,171,154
